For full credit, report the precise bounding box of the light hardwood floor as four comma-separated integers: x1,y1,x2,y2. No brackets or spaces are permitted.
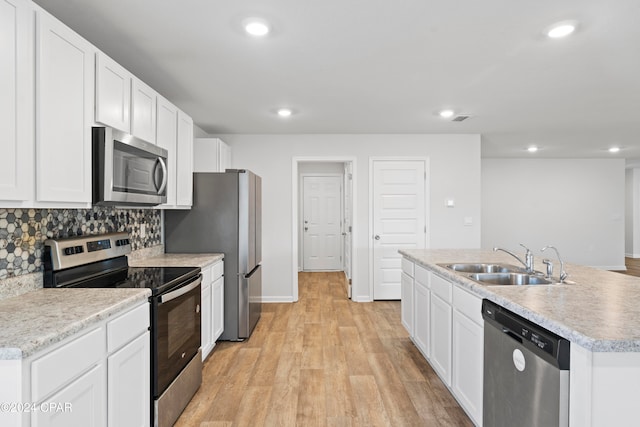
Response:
176,272,473,427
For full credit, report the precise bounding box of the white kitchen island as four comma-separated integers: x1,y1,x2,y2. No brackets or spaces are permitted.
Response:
400,249,640,427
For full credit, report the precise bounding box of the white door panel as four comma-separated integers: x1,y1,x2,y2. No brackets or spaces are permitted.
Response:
372,160,427,300
303,176,342,271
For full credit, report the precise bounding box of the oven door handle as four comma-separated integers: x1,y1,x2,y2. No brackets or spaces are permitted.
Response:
159,275,202,304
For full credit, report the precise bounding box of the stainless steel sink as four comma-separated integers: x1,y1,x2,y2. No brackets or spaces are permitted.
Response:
444,263,522,274
468,272,552,286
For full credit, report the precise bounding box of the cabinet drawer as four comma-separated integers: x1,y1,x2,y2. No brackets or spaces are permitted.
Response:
212,260,224,280
107,302,150,353
453,285,483,326
431,274,452,304
32,327,104,401
401,258,414,278
415,264,430,288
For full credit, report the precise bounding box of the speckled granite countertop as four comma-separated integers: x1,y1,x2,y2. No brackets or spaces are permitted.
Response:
400,249,640,352
0,288,150,360
128,253,224,268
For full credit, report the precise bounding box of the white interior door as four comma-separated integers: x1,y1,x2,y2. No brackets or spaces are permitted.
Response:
372,159,427,300
303,176,342,271
343,163,353,280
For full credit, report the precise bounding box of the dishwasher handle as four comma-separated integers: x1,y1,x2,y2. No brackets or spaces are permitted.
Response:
482,299,570,370
502,327,523,344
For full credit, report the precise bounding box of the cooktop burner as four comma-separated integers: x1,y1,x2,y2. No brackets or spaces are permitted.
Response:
66,266,200,296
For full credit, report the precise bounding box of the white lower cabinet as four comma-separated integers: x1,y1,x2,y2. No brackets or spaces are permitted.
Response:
0,301,150,427
430,292,452,386
430,273,453,387
413,275,431,359
32,363,106,427
401,272,414,335
402,256,483,426
201,271,213,359
107,332,150,427
452,285,484,426
202,259,224,361
212,275,225,341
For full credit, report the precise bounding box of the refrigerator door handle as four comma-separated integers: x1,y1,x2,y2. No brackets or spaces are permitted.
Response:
244,264,261,278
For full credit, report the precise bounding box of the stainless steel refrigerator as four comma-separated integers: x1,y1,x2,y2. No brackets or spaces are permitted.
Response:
164,170,262,341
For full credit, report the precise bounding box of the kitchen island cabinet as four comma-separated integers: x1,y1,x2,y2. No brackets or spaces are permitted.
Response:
400,248,640,427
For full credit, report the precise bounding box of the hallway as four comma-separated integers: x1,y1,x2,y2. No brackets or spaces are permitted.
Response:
176,272,472,426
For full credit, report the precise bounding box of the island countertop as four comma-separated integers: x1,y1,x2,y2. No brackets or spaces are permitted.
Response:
0,288,150,360
400,249,640,352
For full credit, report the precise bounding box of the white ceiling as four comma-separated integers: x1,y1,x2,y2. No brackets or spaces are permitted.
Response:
33,0,640,161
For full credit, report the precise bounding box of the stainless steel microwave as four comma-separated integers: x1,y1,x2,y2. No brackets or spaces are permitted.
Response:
92,127,168,206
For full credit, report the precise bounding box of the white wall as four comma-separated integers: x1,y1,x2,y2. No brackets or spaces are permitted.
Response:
482,159,626,269
219,134,482,301
626,168,640,257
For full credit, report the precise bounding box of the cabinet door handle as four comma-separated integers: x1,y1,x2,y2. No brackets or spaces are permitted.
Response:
374,235,380,240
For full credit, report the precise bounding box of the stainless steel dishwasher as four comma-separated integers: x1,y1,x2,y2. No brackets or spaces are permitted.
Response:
482,299,570,427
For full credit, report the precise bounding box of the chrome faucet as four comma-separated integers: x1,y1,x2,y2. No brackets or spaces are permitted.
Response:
493,244,534,273
541,245,568,283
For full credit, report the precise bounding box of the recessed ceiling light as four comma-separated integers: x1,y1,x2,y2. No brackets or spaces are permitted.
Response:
609,146,621,153
546,21,577,39
244,18,270,37
439,109,455,119
527,146,539,153
277,108,292,117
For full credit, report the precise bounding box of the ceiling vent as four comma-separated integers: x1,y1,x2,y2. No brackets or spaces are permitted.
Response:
452,115,471,122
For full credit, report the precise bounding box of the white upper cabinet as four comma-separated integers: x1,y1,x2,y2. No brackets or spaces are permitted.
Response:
96,51,158,144
194,138,232,173
156,101,194,209
156,95,178,207
95,52,131,133
175,109,193,207
35,6,94,204
131,78,157,144
0,0,33,203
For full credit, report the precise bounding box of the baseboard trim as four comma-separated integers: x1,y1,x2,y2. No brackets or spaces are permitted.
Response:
260,296,295,303
624,253,640,259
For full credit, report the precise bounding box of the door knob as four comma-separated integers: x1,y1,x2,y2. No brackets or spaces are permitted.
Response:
374,235,380,240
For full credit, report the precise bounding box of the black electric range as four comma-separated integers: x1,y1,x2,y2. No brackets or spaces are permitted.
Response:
43,232,203,427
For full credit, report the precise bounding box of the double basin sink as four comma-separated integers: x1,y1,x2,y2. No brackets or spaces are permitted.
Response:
440,263,554,286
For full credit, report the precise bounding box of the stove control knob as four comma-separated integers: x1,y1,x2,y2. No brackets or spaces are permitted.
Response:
64,247,74,255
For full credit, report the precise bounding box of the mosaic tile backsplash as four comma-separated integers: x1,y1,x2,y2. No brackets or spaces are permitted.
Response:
0,207,162,280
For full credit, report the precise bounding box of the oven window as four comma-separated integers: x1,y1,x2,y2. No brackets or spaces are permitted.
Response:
168,295,196,357
154,280,201,396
